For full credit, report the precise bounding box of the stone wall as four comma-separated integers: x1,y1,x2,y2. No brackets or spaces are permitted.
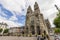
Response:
0,36,37,40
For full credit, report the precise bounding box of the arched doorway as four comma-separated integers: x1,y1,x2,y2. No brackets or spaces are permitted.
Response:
37,26,40,35
43,30,46,35
31,25,35,35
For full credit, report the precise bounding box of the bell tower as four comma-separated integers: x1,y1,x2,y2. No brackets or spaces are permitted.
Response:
34,2,48,35
34,2,41,35
25,6,33,36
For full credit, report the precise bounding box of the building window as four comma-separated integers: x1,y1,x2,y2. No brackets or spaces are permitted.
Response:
26,27,28,34
22,31,24,34
35,14,38,17
26,27,28,29
27,11,30,13
35,13,39,17
34,7,38,10
31,20,34,24
44,30,46,35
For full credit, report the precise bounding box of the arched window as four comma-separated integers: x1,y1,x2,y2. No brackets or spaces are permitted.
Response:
31,20,34,24
27,11,30,13
35,13,38,17
31,17,34,25
26,26,28,34
34,7,38,10
44,30,46,35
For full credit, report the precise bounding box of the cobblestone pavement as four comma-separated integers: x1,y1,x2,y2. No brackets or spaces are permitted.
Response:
0,36,37,40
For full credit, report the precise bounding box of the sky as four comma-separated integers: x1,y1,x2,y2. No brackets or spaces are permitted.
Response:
0,0,60,27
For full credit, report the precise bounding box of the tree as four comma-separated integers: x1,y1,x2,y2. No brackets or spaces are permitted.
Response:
54,5,60,28
0,28,3,33
3,29,9,33
54,28,60,33
54,17,60,28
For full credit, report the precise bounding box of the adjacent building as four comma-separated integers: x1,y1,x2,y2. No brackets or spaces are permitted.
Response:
9,27,20,36
9,27,24,36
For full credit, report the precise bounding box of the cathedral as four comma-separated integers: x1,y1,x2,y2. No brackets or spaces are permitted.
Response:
24,2,49,36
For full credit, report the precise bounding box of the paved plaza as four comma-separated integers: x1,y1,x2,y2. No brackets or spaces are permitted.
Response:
0,36,37,40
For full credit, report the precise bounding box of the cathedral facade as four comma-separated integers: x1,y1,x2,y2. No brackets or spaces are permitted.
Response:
25,2,48,36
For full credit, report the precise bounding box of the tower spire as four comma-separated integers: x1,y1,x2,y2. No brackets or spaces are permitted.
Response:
27,5,32,11
26,5,33,16
34,2,40,10
35,2,38,6
34,2,38,8
34,2,40,14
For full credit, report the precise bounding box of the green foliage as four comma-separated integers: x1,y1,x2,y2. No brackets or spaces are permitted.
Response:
3,29,9,33
54,5,60,28
54,28,60,33
0,28,3,33
54,17,60,28
57,11,60,17
54,10,60,28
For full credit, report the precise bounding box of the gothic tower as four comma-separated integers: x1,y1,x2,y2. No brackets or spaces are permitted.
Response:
34,2,41,35
25,6,34,36
34,2,48,35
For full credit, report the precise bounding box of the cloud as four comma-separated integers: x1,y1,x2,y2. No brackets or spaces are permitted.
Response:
0,16,23,27
0,4,24,27
0,0,25,13
0,0,60,27
9,15,18,21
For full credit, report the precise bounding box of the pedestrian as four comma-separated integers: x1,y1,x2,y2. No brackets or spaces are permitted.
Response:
37,35,42,40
